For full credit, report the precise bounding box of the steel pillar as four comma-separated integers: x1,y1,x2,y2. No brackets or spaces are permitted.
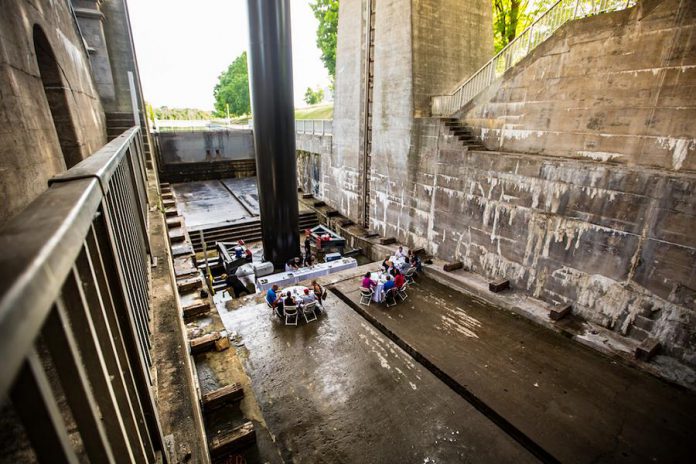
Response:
246,0,300,267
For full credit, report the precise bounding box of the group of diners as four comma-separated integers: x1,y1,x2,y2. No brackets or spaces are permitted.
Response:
285,253,317,272
265,280,326,322
360,246,421,306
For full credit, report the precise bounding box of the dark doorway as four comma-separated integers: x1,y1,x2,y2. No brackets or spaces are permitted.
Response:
33,25,81,169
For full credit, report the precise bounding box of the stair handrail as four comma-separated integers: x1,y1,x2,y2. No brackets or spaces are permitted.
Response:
431,0,637,117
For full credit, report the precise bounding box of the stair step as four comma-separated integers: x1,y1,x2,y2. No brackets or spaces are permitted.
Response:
209,421,256,458
202,383,244,412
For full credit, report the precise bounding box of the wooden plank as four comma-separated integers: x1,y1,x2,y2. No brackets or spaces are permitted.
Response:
209,422,256,458
443,261,463,272
326,209,340,217
202,383,244,412
183,301,210,320
165,208,178,218
549,303,571,321
172,243,194,257
177,276,202,293
488,279,510,293
379,237,396,245
302,193,314,199
339,219,354,227
168,228,185,243
190,332,220,354
312,200,326,207
162,199,176,208
166,216,182,228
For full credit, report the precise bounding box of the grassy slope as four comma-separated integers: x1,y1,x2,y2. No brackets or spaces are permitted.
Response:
294,103,333,120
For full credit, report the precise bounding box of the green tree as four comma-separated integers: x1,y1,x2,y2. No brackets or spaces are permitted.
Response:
213,52,251,117
309,0,339,81
493,0,555,53
303,86,325,105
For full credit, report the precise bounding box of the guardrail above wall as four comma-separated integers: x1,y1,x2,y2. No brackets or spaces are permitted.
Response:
0,127,165,462
431,0,637,116
296,119,333,136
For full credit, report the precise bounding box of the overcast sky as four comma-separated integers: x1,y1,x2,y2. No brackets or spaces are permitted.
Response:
128,0,332,110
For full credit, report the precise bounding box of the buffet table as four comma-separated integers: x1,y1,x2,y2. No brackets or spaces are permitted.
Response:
257,257,357,292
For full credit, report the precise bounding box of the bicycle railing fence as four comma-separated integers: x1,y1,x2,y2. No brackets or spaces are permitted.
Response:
0,126,165,462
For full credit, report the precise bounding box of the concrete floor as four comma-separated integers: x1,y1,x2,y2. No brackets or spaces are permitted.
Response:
172,177,260,230
218,298,537,463
333,276,696,463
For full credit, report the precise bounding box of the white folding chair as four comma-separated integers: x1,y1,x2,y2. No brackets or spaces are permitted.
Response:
385,288,398,308
284,305,299,326
359,287,374,306
302,301,318,323
405,267,417,285
397,282,409,301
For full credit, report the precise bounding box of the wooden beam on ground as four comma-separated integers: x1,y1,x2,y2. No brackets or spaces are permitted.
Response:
313,200,326,207
326,209,340,217
443,261,463,272
209,422,256,458
302,193,314,199
379,237,396,245
635,338,660,361
549,303,571,321
190,332,221,354
177,276,202,293
488,279,510,293
183,301,210,320
202,384,244,412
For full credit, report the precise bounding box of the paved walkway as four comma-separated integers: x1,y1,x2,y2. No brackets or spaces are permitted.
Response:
333,276,696,463
218,298,537,463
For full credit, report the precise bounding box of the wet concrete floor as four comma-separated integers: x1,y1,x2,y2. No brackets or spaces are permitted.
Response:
171,177,260,230
333,276,696,463
218,298,538,463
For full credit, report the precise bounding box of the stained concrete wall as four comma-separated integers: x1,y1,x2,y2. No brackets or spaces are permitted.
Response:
156,130,255,164
329,0,493,225
0,0,107,226
324,0,365,220
306,0,696,365
462,0,696,171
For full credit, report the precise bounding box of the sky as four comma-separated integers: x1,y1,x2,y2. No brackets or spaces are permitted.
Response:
128,0,332,110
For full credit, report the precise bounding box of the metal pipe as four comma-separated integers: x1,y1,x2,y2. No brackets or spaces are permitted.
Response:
246,0,300,267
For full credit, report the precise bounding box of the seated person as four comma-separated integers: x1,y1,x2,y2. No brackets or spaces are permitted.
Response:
286,257,300,272
361,272,377,290
284,292,298,308
245,248,253,262
394,246,407,259
409,253,423,273
388,265,398,277
304,254,315,267
266,284,283,317
382,256,391,272
394,269,405,289
300,288,317,307
225,273,251,298
382,275,396,303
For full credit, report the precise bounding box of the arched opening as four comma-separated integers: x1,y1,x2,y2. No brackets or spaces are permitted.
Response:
33,25,81,169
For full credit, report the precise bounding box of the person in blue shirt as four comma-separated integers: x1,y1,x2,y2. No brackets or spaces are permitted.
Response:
266,284,283,317
382,275,396,301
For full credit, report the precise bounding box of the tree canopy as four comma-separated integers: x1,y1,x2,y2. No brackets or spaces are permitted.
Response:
213,52,251,117
309,0,339,81
493,0,555,52
304,86,325,105
150,105,213,120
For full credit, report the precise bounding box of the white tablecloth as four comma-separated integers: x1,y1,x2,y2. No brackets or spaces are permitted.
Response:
391,255,409,271
257,258,358,292
369,271,390,302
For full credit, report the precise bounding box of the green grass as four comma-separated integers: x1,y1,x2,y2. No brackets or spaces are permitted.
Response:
294,103,333,120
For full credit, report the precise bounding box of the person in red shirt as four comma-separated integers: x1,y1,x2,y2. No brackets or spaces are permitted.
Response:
394,269,405,289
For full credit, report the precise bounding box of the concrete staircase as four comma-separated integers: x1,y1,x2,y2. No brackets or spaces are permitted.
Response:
442,118,486,151
189,210,319,252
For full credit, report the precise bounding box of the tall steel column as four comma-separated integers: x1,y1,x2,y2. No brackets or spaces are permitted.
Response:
246,0,300,268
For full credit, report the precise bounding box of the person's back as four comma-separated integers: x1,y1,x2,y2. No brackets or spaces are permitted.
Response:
394,272,405,289
361,273,375,289
266,287,277,306
383,278,395,292
301,290,316,306
284,294,296,307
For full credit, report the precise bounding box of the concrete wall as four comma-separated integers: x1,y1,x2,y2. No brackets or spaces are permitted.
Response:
156,129,255,164
0,0,107,226
462,0,696,171
325,0,365,220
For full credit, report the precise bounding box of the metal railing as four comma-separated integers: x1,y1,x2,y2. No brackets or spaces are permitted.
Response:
431,0,637,116
296,119,333,136
0,127,165,462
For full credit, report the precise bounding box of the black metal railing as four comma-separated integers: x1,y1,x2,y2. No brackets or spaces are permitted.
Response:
0,127,165,462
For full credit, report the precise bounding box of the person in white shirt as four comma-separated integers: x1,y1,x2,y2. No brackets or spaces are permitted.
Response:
394,246,407,259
